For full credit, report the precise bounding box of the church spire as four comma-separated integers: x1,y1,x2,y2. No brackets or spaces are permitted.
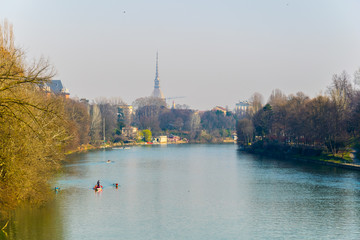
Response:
155,51,159,82
151,51,165,99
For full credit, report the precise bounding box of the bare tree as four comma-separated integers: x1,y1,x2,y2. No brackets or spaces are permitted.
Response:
354,67,360,88
132,96,166,109
132,97,166,132
236,118,254,145
249,92,264,114
89,104,102,143
268,89,287,106
328,71,353,110
190,112,201,131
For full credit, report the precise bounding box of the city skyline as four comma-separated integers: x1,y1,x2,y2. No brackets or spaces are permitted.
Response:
1,0,360,110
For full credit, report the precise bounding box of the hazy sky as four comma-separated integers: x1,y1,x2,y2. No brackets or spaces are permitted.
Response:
1,0,360,110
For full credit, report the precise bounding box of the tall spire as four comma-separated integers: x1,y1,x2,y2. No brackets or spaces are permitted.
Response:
155,51,159,81
151,51,165,99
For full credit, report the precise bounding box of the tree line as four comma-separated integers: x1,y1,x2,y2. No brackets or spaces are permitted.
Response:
237,70,360,159
0,20,74,218
131,96,237,142
42,95,238,146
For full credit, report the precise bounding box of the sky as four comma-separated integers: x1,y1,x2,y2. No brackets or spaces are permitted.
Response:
1,0,360,110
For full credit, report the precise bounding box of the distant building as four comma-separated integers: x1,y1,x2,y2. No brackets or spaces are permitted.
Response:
122,126,138,138
232,132,238,141
151,52,165,99
168,135,180,143
80,98,89,104
158,136,168,144
235,101,252,113
212,106,227,116
43,80,70,99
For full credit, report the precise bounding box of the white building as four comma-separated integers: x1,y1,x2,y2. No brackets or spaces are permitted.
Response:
235,101,251,112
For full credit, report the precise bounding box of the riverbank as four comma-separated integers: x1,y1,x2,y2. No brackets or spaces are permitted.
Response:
65,140,191,155
285,154,360,171
240,143,360,171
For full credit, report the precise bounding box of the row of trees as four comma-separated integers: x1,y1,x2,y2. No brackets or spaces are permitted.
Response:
237,70,360,156
87,98,126,144
0,20,80,218
131,96,236,142
75,95,237,144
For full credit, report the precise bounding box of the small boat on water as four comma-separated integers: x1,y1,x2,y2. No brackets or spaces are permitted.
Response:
94,180,103,192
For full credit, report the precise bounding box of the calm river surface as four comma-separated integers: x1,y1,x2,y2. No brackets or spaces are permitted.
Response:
3,144,360,239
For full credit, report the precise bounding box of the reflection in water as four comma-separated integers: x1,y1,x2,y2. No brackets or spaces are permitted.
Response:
237,151,360,239
3,199,64,240
2,144,360,240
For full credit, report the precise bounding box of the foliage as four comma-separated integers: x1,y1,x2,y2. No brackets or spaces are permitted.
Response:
132,97,166,133
236,118,254,145
132,97,237,142
200,111,235,131
252,104,273,137
141,129,152,142
237,70,360,159
159,109,192,131
87,98,127,144
63,99,90,150
0,20,71,218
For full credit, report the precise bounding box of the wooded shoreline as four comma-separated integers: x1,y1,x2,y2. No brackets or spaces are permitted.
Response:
240,146,360,171
66,140,238,155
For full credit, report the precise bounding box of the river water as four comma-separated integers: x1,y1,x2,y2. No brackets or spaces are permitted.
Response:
2,144,360,240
